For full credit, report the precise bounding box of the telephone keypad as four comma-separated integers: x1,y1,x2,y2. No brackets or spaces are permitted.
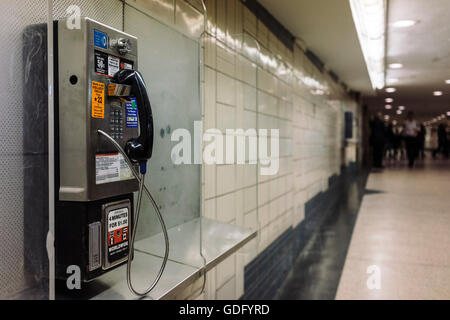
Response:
109,107,124,140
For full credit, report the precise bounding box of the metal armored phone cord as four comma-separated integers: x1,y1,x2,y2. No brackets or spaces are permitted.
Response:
97,130,169,297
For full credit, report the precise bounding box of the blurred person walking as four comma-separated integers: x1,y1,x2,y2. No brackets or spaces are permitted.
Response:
385,122,395,160
417,124,426,159
403,112,420,168
370,112,386,169
433,123,449,159
392,125,402,161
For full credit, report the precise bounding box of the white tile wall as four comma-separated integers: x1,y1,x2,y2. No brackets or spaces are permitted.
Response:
216,191,235,223
132,0,361,300
126,0,175,25
216,276,236,300
216,253,236,288
175,0,204,38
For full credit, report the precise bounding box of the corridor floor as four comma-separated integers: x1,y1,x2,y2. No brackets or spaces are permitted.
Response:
274,166,368,299
336,157,450,299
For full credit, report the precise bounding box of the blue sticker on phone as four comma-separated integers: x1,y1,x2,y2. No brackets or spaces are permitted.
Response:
94,29,108,49
126,98,138,128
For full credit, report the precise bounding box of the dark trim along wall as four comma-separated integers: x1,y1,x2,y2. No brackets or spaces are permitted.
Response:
241,0,295,50
241,163,361,300
241,0,360,99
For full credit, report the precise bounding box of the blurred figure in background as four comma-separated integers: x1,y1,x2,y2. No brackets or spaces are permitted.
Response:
370,112,386,169
392,124,403,161
385,121,395,161
433,123,449,159
417,124,426,159
403,112,420,168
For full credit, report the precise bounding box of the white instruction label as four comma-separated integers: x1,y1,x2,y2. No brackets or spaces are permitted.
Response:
107,207,129,256
96,153,134,184
108,208,129,233
108,55,120,77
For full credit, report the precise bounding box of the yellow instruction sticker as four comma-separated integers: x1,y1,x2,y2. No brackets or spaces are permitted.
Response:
92,81,105,118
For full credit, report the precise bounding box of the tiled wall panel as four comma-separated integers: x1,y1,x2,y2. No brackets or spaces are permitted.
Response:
196,0,361,300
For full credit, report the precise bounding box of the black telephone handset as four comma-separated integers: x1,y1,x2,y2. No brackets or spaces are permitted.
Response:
113,69,154,174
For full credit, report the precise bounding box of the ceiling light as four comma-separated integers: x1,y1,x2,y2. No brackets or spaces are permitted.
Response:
384,115,390,120
387,78,399,84
385,104,392,109
396,110,402,115
433,91,443,96
386,87,396,93
445,80,450,84
349,0,386,90
392,20,417,28
385,98,394,103
398,106,405,110
447,111,450,116
389,63,403,69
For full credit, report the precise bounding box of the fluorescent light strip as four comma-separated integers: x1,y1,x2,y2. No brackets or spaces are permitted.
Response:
349,0,387,90
392,20,417,28
389,63,403,69
387,78,399,83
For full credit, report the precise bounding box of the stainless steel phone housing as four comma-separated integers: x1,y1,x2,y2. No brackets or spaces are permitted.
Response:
58,17,139,202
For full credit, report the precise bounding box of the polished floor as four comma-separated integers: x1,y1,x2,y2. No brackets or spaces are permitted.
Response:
275,167,368,299
336,156,450,299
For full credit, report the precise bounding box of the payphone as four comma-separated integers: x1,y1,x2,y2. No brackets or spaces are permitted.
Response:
24,17,168,297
